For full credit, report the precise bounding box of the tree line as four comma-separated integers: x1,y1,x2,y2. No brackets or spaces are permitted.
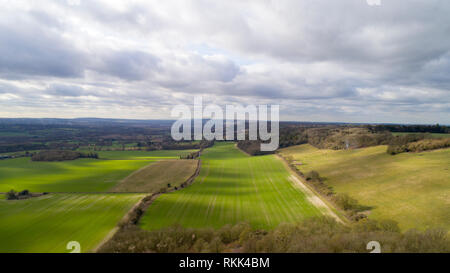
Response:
31,150,99,161
98,217,449,253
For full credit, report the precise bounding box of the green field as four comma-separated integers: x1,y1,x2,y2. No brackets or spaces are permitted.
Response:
280,144,450,230
140,142,328,230
0,194,144,253
0,157,153,192
0,150,197,193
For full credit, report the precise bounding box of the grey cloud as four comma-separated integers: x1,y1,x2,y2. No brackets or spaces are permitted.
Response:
90,50,161,81
46,84,86,97
0,0,448,123
0,11,85,79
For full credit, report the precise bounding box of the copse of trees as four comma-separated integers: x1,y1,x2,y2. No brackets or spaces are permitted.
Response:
5,189,44,200
278,126,393,150
279,125,449,155
279,126,308,148
387,135,450,155
305,127,392,150
31,150,98,161
387,138,450,155
98,217,449,253
406,138,450,152
279,124,450,150
368,124,449,134
6,190,18,200
237,140,275,156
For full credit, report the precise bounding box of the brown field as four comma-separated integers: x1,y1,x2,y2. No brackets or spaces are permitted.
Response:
111,160,199,193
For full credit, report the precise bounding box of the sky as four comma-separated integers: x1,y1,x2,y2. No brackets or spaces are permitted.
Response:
0,0,449,124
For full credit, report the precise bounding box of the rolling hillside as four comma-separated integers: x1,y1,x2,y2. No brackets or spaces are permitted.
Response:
279,144,450,230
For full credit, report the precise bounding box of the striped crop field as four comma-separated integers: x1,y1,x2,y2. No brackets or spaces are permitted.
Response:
0,193,144,253
140,142,334,230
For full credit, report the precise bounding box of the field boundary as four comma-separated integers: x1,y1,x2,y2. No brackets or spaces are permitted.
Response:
275,154,348,225
92,193,160,252
180,159,202,188
111,160,158,190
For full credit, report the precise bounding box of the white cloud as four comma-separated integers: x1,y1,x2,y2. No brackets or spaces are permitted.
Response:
0,0,449,123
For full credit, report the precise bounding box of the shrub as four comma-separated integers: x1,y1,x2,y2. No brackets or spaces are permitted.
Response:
237,140,275,156
334,193,359,211
305,170,321,182
6,190,17,200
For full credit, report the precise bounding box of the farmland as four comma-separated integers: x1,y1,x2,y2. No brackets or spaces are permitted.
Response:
112,160,199,193
140,142,333,231
0,150,197,193
0,194,144,253
0,157,152,192
0,147,202,253
279,144,450,231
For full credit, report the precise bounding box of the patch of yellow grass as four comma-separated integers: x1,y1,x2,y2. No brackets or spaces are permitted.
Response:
279,144,450,231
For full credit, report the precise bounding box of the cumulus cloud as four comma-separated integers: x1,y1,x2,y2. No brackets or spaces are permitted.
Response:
0,0,449,123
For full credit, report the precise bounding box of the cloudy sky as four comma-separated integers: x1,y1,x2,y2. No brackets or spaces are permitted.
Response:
0,0,449,124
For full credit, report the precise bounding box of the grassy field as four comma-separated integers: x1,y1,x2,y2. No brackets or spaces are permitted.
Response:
140,142,327,230
392,132,450,138
0,194,144,253
0,150,197,193
0,157,153,192
112,160,198,193
279,144,450,230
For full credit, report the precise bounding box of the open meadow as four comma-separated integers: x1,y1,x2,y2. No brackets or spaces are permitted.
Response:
0,150,197,193
0,193,144,253
279,144,450,231
0,157,152,192
140,142,333,230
